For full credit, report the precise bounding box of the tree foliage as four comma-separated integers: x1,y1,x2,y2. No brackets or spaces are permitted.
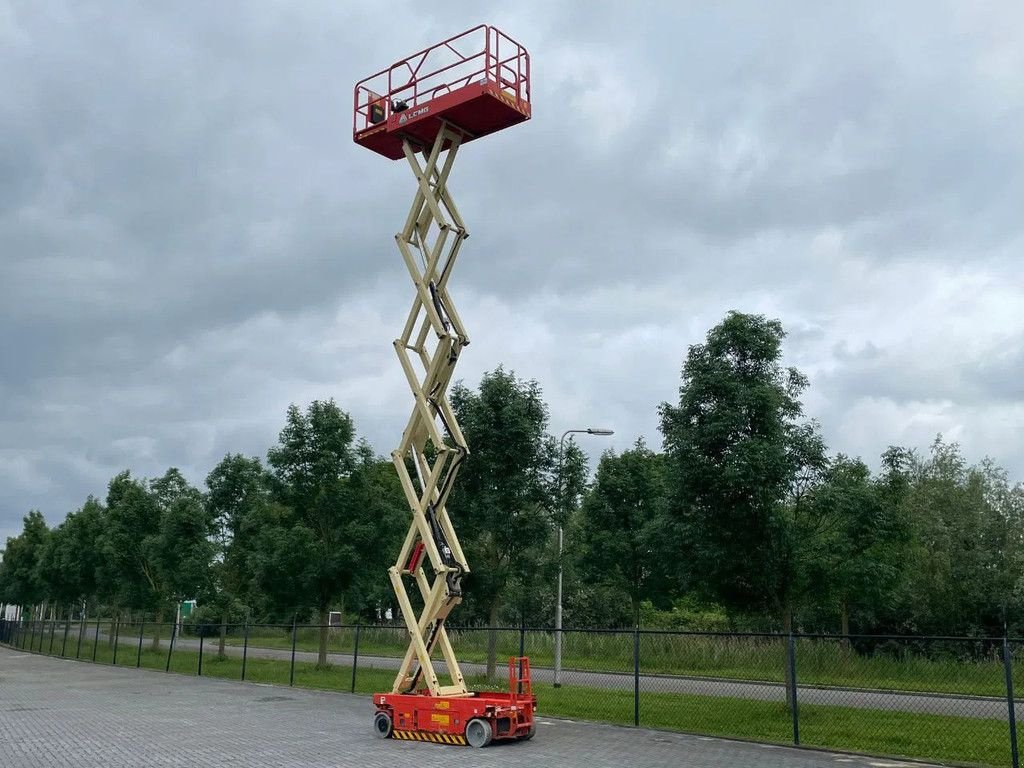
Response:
659,312,827,629
4,313,1024,643
575,439,670,625
256,400,403,665
449,368,585,675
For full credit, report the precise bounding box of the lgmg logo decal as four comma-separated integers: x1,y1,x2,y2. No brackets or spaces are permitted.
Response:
398,105,429,125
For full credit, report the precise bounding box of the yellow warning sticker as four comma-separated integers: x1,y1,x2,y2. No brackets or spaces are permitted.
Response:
430,713,451,725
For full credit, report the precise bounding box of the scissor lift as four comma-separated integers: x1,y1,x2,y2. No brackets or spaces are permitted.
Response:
353,25,534,747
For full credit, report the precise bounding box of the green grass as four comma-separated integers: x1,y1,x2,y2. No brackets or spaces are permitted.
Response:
8,630,1013,767
212,624,1016,699
15,622,1020,699
21,621,1018,698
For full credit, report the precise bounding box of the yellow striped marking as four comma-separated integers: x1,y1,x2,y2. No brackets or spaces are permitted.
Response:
393,730,466,745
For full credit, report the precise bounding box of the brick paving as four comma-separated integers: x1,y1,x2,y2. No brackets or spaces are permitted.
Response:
0,646,935,768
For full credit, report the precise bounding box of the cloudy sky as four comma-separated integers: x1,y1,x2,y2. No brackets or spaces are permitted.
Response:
2,1,1022,542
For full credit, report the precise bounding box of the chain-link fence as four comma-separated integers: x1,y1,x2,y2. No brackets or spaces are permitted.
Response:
1,619,1019,767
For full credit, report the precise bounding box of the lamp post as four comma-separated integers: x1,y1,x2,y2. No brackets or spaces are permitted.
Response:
554,426,614,687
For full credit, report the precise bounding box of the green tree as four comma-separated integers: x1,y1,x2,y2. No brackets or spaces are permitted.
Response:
103,469,213,649
812,454,910,636
260,400,401,666
659,312,827,631
576,439,669,626
206,454,271,655
151,468,216,630
36,498,106,618
0,511,50,617
103,471,161,629
894,438,1016,636
449,368,577,679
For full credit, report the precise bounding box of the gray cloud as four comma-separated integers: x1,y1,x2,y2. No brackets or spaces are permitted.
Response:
2,1,1023,542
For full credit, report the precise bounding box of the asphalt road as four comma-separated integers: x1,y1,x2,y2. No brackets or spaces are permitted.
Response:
0,645,939,768
151,633,1015,721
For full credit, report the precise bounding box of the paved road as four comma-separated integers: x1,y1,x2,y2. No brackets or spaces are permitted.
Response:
0,646,937,768
151,633,1014,721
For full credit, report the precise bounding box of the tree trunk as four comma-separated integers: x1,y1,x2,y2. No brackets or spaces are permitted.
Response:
107,611,117,648
486,599,500,682
218,614,227,659
318,607,329,667
151,609,163,651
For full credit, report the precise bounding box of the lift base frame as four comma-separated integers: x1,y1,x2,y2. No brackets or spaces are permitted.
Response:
374,656,535,747
374,690,536,746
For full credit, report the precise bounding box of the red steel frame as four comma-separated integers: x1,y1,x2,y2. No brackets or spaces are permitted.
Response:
353,25,531,159
376,658,535,746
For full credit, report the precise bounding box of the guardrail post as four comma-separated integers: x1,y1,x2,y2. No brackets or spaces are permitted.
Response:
289,616,298,686
1004,637,1019,768
788,633,800,745
633,626,641,727
165,622,177,672
351,624,361,693
137,621,145,667
241,622,249,682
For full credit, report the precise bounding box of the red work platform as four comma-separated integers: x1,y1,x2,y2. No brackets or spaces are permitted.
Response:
373,658,536,747
354,25,531,160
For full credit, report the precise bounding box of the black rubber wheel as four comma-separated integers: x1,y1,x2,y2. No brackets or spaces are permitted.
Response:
465,717,493,748
373,711,393,739
521,723,536,741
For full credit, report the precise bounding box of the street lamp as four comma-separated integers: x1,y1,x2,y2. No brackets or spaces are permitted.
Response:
554,427,614,687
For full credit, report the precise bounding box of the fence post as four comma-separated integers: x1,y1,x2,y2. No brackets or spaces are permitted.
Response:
165,621,177,672
48,619,57,654
61,610,71,657
633,626,641,727
241,622,249,682
198,634,204,676
351,624,362,693
289,616,298,687
137,621,145,668
92,621,100,662
112,619,120,665
1004,637,1020,768
788,633,800,745
76,613,86,659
